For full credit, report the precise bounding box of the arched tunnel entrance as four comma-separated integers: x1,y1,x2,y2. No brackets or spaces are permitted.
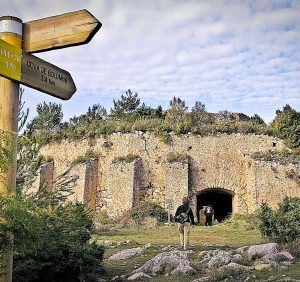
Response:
197,188,233,223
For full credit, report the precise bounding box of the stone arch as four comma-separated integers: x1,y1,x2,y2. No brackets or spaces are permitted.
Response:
192,186,248,222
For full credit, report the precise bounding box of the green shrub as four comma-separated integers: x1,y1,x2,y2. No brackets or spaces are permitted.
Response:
71,149,99,165
258,197,300,243
0,131,14,173
129,203,168,224
252,149,300,165
270,105,300,149
0,193,104,281
156,131,172,144
112,154,139,163
166,152,188,163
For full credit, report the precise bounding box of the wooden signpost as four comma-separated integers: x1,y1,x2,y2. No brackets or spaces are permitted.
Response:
0,39,76,99
0,10,101,282
23,9,101,53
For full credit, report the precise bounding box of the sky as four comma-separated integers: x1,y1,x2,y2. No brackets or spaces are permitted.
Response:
1,0,300,123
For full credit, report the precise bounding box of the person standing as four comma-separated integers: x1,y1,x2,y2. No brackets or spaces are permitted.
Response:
175,197,195,250
204,204,214,226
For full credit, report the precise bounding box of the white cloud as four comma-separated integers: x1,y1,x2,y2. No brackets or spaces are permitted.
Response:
0,0,299,123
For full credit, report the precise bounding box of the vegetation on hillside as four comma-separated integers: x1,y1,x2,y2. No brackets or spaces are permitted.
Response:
0,93,105,281
23,90,300,158
258,197,300,245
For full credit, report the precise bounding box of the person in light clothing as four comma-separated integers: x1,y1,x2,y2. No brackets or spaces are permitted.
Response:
175,197,195,250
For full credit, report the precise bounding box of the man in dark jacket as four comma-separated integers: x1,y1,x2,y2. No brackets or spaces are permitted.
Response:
204,204,214,226
175,197,195,250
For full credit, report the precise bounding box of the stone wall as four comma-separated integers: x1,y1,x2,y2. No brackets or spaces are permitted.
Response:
36,133,300,217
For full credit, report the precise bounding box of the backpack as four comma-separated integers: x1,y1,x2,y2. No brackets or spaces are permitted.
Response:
176,208,190,224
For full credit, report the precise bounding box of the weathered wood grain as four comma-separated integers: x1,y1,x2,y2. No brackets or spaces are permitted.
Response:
23,9,101,53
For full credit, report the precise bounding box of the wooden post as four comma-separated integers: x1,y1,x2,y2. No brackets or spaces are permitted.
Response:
0,16,23,282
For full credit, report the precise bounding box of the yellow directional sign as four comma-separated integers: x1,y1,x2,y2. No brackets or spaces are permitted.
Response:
0,39,21,81
0,39,76,100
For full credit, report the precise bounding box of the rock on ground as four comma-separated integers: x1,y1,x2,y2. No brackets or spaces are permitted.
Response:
132,250,196,277
256,251,294,269
192,277,211,282
127,272,152,280
217,262,252,274
247,243,279,260
108,244,151,261
198,249,243,268
255,263,273,271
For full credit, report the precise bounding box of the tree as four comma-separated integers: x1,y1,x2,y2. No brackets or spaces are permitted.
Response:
16,92,42,194
166,97,191,134
191,101,214,126
27,102,63,134
69,104,107,127
87,103,107,121
169,97,188,112
1,94,105,281
271,105,300,149
111,89,140,116
191,101,206,113
258,197,300,243
250,114,266,126
0,131,13,174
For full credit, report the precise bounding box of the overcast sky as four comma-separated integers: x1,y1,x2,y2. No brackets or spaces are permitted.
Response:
1,0,300,123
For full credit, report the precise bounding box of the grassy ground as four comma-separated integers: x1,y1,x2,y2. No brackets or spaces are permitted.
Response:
95,221,300,281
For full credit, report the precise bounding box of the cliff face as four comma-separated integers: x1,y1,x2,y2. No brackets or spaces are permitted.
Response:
32,133,300,218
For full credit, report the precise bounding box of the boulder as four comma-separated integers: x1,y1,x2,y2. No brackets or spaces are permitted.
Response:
198,249,221,263
198,249,243,268
217,262,252,274
247,243,279,259
132,251,196,277
170,263,196,277
108,244,151,261
258,251,294,269
207,250,232,268
127,272,152,280
231,254,243,263
255,263,273,271
278,251,294,261
236,246,249,254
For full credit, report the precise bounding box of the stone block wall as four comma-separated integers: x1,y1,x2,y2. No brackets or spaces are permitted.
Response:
105,159,140,217
164,157,189,211
34,133,300,217
83,158,98,210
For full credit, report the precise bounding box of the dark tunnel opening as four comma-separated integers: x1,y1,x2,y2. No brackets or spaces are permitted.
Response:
197,189,233,223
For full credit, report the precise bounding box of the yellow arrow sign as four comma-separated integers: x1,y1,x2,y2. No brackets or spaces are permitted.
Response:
0,39,22,81
0,39,76,100
23,9,102,53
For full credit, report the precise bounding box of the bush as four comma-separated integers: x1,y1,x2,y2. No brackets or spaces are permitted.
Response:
112,154,139,163
129,203,168,225
166,152,188,163
0,193,104,281
258,197,300,243
156,131,172,144
71,149,99,165
252,149,300,165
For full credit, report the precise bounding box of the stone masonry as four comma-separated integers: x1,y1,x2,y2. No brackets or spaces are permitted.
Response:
32,133,300,218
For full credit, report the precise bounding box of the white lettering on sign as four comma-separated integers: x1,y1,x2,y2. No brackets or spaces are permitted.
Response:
0,40,22,81
0,47,20,73
0,47,20,62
